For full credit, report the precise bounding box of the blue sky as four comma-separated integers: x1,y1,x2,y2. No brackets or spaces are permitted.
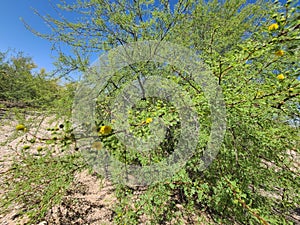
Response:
0,0,61,72
0,0,293,75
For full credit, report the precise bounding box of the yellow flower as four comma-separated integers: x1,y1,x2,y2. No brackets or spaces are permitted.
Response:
37,146,43,151
268,23,279,31
16,124,26,131
145,118,153,124
275,50,284,56
277,74,285,80
257,91,264,97
99,125,112,135
288,88,294,92
92,142,102,150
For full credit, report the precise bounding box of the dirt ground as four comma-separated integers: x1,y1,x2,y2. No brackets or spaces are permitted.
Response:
0,111,116,225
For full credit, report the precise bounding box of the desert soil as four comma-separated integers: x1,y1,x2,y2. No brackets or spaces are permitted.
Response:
0,110,116,225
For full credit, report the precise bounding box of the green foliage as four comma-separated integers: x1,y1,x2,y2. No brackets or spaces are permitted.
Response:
1,0,299,224
0,120,86,224
0,50,76,116
1,151,84,222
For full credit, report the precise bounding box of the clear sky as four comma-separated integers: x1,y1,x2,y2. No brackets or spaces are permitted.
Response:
0,0,293,75
0,0,63,72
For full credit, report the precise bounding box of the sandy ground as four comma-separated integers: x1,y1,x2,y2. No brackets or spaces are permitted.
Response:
0,111,116,225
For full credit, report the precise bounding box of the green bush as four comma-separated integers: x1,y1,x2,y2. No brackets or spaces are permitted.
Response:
1,0,299,224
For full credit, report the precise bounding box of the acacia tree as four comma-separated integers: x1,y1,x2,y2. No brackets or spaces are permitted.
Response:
0,50,62,107
0,50,79,120
4,0,299,224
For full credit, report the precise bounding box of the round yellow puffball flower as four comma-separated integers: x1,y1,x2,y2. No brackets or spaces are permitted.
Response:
268,23,279,31
99,125,112,135
145,118,153,124
288,87,294,92
277,74,285,80
257,91,264,97
275,50,284,56
16,124,26,131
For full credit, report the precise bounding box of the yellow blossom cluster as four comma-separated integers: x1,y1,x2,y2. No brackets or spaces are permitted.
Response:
277,74,285,80
16,124,26,131
99,125,112,135
275,50,284,56
268,23,279,31
145,118,153,124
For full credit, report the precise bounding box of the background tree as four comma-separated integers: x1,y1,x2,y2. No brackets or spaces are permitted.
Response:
0,50,76,116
